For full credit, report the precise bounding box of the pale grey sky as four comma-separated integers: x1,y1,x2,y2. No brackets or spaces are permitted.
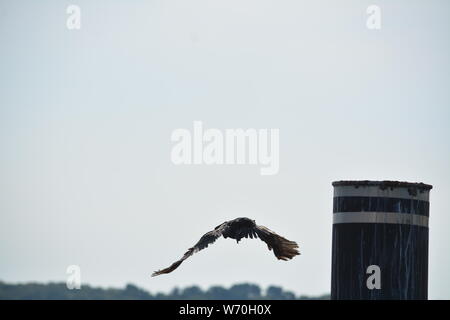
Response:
1,0,449,299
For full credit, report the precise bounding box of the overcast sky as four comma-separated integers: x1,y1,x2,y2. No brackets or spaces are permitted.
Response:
1,0,449,299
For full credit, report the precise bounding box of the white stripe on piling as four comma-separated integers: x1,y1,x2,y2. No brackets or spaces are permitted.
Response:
333,212,429,228
333,185,430,201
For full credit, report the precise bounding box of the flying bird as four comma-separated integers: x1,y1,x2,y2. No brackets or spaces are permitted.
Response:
151,217,300,277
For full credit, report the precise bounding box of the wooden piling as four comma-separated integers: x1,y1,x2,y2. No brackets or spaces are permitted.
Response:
331,180,432,300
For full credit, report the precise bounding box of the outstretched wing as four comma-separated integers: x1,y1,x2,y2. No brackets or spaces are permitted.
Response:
254,225,300,260
151,222,228,277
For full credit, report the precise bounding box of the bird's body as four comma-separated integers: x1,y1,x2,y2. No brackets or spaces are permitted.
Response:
220,217,257,241
151,217,300,277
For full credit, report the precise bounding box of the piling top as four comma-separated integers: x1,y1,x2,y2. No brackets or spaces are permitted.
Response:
332,180,432,196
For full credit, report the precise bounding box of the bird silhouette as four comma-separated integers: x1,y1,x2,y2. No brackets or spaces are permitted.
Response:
152,217,300,277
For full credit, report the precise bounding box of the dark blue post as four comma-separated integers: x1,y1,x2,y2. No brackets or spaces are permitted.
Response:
331,180,432,300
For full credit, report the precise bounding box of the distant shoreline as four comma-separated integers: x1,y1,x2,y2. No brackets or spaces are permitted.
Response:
0,280,329,300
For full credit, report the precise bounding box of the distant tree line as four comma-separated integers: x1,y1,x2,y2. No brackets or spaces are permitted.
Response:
0,281,329,300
